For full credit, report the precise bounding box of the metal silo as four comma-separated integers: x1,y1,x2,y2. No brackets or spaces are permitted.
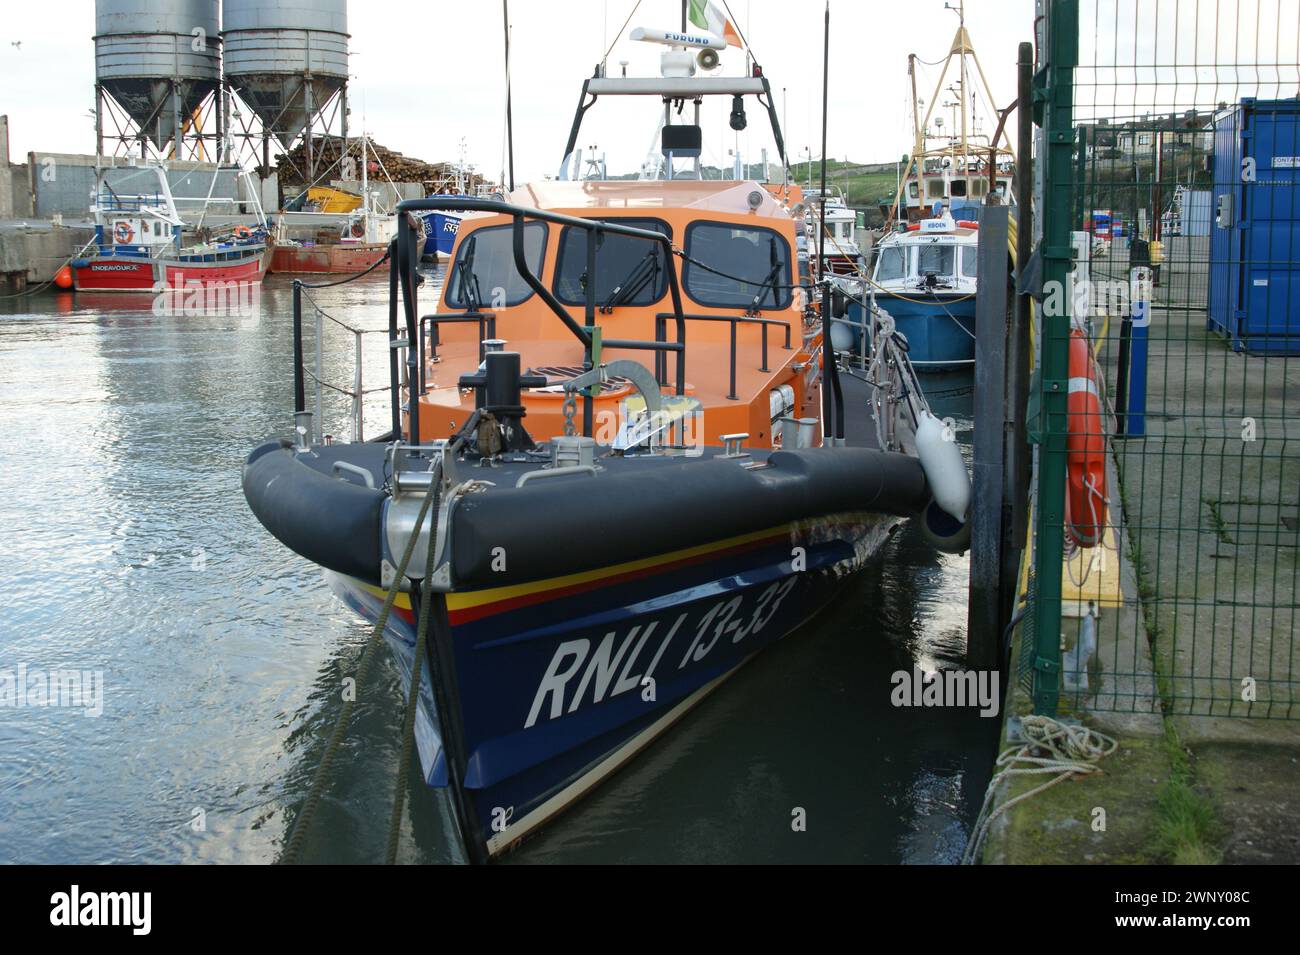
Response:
93,0,223,159
222,0,349,182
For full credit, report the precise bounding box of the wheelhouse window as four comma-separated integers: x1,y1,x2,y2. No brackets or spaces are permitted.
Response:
917,243,956,277
682,221,792,310
875,245,908,282
445,221,547,310
961,248,978,277
553,218,670,307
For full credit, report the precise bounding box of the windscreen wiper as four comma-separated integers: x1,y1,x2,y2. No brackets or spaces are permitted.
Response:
456,235,483,311
746,236,783,316
599,248,661,313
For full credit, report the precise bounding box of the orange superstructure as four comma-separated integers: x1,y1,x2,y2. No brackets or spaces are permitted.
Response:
410,178,820,449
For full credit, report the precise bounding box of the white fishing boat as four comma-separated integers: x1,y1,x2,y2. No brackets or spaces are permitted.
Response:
804,185,864,275
867,203,980,369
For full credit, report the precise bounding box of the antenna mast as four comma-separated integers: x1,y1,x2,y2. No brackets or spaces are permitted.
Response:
503,1,516,191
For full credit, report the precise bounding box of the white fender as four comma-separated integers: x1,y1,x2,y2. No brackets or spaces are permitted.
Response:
915,410,970,523
829,320,855,353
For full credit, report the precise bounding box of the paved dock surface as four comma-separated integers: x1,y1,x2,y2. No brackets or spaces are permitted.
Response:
984,305,1299,865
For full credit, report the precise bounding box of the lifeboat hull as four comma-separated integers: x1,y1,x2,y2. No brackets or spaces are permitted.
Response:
242,440,929,860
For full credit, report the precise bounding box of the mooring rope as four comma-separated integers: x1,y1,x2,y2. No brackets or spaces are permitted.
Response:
280,457,441,865
961,714,1117,865
385,462,444,864
0,236,97,299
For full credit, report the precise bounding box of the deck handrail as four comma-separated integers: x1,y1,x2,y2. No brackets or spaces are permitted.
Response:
655,312,794,400
289,247,398,443
393,197,688,443
419,311,498,394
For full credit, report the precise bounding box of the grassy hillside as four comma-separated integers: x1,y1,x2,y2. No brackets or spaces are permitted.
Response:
785,159,900,207
606,156,906,223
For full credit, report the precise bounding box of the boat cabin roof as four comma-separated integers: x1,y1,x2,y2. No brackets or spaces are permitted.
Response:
507,179,791,218
883,226,978,245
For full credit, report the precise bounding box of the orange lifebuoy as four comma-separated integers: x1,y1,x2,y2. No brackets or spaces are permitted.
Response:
234,225,252,238
906,222,921,231
350,220,366,238
1065,328,1108,547
113,220,134,244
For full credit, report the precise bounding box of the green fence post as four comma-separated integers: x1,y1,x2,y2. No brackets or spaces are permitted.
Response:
1031,0,1080,716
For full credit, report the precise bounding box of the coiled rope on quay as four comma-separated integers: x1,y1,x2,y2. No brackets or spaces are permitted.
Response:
962,714,1118,865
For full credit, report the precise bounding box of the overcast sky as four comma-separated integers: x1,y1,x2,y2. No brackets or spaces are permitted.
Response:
0,0,1036,180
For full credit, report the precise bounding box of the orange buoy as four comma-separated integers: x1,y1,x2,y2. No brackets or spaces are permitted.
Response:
54,265,73,290
1065,329,1108,547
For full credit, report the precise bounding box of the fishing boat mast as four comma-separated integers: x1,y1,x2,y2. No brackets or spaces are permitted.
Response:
957,1,969,187
887,0,1015,225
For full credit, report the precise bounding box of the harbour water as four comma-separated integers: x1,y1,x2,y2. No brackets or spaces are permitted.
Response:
0,275,996,864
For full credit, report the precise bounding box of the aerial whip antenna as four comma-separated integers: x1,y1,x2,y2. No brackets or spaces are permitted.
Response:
503,1,515,191
818,1,843,443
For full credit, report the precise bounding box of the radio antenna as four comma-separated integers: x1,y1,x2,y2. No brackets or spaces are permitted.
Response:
503,1,515,191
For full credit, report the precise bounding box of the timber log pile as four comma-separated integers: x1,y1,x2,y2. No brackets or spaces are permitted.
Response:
274,136,487,193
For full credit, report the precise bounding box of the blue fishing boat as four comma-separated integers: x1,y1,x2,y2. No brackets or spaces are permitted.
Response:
868,208,979,369
419,201,466,258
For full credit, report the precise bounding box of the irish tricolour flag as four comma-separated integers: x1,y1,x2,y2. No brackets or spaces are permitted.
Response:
688,0,742,47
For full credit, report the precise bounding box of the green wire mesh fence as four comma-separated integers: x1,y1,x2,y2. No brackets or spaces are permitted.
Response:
1029,0,1299,719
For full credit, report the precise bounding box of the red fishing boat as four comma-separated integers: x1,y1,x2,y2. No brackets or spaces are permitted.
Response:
269,242,387,274
268,135,399,275
268,211,393,274
71,162,270,293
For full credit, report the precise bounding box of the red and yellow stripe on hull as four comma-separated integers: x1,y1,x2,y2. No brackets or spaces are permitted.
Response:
351,513,881,629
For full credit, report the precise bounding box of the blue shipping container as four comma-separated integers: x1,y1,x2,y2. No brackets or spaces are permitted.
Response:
1207,97,1300,353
